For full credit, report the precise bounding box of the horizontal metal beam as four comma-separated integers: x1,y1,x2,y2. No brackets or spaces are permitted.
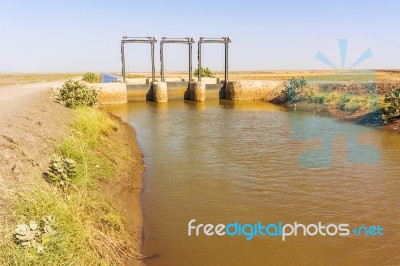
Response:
160,37,195,44
123,36,156,39
199,37,231,44
122,36,157,44
122,40,157,44
121,40,157,43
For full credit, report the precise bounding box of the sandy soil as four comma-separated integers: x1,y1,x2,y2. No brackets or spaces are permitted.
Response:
0,81,74,183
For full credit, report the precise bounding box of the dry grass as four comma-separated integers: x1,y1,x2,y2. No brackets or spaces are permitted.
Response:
0,73,81,86
117,69,400,82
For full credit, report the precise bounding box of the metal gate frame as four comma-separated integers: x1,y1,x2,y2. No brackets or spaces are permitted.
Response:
198,37,231,86
121,36,157,83
160,37,195,82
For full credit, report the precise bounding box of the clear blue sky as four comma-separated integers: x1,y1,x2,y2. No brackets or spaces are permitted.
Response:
1,0,399,73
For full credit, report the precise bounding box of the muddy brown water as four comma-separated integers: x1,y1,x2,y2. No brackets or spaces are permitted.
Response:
106,100,400,266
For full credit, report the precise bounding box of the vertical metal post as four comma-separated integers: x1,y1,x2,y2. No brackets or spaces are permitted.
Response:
151,42,155,83
160,42,164,82
198,40,202,82
189,42,192,82
121,42,126,82
224,41,229,86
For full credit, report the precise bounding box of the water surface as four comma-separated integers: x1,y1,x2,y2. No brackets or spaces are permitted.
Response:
107,100,400,266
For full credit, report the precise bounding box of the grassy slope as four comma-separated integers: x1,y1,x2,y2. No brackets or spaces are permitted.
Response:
0,107,142,265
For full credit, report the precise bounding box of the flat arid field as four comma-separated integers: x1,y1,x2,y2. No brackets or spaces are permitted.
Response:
0,73,81,87
121,69,400,82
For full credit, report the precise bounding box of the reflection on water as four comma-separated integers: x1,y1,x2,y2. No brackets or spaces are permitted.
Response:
106,100,400,266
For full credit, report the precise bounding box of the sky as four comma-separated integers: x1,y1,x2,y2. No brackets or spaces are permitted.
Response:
0,0,399,73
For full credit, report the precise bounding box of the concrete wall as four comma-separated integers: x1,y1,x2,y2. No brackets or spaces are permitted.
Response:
127,84,152,101
89,83,127,104
54,79,284,103
127,82,223,101
127,82,189,101
206,84,224,99
226,80,285,101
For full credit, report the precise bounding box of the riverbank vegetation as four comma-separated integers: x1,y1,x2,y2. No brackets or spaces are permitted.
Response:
194,67,215,78
59,79,98,108
0,80,143,265
281,77,400,126
82,72,101,83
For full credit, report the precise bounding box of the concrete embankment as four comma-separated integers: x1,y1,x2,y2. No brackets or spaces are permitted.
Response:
93,78,286,104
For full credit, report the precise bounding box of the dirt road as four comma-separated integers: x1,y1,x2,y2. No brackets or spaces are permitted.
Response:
0,81,75,187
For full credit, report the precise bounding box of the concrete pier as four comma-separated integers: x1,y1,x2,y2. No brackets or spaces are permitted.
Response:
152,82,168,102
189,82,206,102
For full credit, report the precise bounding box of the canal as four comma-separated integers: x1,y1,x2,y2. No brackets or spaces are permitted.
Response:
106,100,400,266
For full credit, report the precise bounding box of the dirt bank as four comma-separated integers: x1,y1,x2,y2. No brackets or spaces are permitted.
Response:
0,81,144,265
99,113,145,264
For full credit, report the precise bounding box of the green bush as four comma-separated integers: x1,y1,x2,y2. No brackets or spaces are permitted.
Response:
382,88,400,123
82,72,98,83
285,77,308,102
310,92,329,104
336,93,374,113
59,80,97,108
46,155,76,188
337,93,353,111
194,67,215,78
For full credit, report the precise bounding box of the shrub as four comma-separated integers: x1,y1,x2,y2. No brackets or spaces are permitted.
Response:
46,155,77,188
59,80,97,108
336,93,375,113
310,92,329,104
382,88,400,123
337,93,353,111
285,77,308,102
194,67,215,78
82,72,99,83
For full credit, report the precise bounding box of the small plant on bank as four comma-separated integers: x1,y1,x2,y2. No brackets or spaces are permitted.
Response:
82,72,99,83
337,93,353,111
310,92,329,104
194,67,215,78
285,77,308,102
382,88,400,124
45,155,76,188
13,215,56,254
59,79,97,108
